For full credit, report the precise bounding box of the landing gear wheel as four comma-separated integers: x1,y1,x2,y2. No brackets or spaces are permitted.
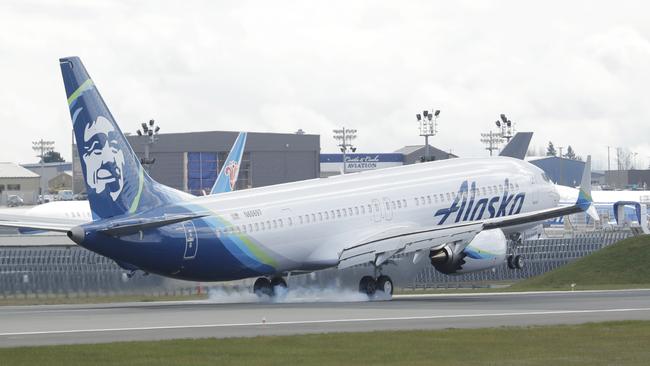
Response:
507,255,515,269
513,255,524,270
376,275,394,295
359,276,377,296
253,277,273,297
270,277,287,292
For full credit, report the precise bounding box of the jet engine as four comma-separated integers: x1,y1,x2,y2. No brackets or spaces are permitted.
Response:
429,228,507,275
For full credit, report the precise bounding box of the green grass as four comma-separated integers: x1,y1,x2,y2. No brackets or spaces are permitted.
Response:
511,234,650,291
2,321,650,365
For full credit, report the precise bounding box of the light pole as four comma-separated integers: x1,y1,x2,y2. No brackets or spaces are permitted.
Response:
416,109,440,162
32,139,55,197
480,131,504,156
136,119,161,172
332,127,357,174
495,114,515,142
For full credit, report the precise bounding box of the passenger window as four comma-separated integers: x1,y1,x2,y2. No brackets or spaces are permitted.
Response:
279,219,283,228
402,199,407,208
248,224,253,232
434,195,438,203
343,209,347,217
299,216,304,224
354,207,359,215
368,204,373,213
348,208,353,216
397,200,402,209
361,206,365,214
415,198,420,206
305,215,310,223
273,220,277,229
324,211,329,220
311,213,316,222
385,202,390,210
318,212,323,221
336,209,341,218
391,201,396,210
427,196,432,204
288,218,293,226
446,193,451,201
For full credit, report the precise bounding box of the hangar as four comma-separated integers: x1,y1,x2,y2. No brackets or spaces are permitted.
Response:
72,130,320,195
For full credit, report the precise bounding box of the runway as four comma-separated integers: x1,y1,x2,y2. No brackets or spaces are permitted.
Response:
2,289,650,347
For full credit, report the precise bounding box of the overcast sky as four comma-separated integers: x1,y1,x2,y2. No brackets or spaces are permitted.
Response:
1,1,649,170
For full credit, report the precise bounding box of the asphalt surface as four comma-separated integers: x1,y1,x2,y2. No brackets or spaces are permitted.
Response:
2,289,650,347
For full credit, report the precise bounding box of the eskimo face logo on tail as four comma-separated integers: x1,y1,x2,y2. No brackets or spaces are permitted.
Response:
434,179,525,225
81,116,125,201
224,161,240,190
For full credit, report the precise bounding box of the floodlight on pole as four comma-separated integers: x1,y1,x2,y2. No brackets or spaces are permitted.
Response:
417,108,440,162
496,113,515,142
480,131,504,156
32,139,55,197
136,119,161,171
333,126,357,174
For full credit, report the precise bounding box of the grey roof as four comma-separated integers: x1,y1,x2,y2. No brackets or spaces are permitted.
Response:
394,145,458,158
0,162,40,178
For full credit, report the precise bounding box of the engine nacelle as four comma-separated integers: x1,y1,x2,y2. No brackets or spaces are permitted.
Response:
429,229,507,275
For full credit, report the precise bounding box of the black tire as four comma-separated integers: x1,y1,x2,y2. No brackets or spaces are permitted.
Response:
376,275,394,295
359,276,376,296
514,255,524,270
270,277,287,289
253,277,273,297
507,255,515,269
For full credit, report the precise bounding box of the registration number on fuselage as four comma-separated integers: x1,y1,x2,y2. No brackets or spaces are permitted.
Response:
243,209,263,218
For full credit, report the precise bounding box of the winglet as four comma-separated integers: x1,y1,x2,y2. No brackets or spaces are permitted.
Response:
499,132,533,160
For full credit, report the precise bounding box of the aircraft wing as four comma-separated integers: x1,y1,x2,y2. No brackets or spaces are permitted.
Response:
338,222,482,269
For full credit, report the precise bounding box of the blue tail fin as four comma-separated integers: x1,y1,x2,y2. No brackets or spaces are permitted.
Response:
210,132,247,194
60,57,183,219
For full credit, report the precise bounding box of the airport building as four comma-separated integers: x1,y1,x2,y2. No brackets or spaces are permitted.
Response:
72,130,320,195
0,162,40,205
21,162,73,194
320,145,457,177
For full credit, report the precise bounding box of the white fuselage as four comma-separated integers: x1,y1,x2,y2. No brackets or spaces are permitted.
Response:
178,156,559,271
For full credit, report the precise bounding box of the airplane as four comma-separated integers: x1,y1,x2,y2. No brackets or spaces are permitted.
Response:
0,132,249,230
0,57,595,297
552,185,649,233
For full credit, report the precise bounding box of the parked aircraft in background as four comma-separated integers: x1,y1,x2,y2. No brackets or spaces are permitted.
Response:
553,186,649,233
0,57,594,297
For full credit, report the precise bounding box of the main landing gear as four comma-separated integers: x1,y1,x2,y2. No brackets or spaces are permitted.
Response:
359,275,394,296
507,233,524,270
253,276,287,297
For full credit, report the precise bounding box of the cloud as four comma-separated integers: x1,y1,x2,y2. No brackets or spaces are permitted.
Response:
1,0,649,170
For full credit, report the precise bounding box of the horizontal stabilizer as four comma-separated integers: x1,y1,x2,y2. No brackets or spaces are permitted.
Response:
98,213,208,236
499,132,533,160
0,220,74,233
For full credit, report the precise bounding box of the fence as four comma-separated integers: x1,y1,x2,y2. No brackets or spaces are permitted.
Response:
0,231,636,298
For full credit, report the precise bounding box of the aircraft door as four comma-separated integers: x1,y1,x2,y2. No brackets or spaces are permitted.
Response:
371,199,381,222
183,221,198,260
382,197,393,221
